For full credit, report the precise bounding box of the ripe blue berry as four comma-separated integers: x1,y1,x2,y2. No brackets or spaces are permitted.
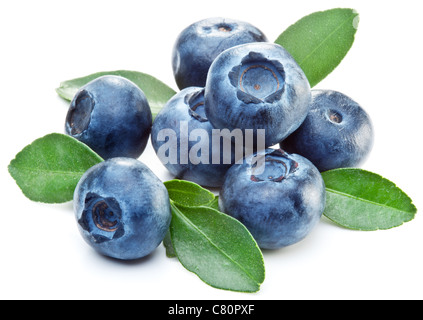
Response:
65,75,152,160
151,87,234,187
74,158,171,260
219,149,326,249
281,90,374,171
172,17,268,90
205,42,311,148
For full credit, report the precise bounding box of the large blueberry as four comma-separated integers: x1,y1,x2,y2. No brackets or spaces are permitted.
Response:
65,75,152,160
151,87,236,188
74,158,171,260
219,148,326,249
172,17,268,90
280,90,374,172
204,43,311,148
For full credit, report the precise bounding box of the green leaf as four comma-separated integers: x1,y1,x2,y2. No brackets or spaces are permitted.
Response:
163,231,177,258
8,133,103,203
275,8,359,87
322,168,417,231
164,179,215,208
205,196,220,211
162,179,217,258
56,70,176,118
169,202,265,293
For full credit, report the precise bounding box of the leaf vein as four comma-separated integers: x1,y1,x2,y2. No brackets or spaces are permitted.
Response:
325,187,412,214
10,164,87,176
297,14,355,67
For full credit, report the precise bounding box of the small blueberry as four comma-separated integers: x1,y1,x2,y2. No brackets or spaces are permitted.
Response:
219,148,326,249
151,87,235,187
172,17,268,90
74,158,171,260
280,89,374,171
65,75,152,160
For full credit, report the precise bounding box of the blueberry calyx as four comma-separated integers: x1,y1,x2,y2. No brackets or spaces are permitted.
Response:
326,109,343,124
217,23,232,32
186,89,208,122
78,193,124,243
92,201,119,232
229,51,285,104
67,90,95,135
250,149,298,182
202,22,235,35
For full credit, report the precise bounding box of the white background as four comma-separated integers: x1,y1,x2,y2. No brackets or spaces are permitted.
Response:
1,0,422,300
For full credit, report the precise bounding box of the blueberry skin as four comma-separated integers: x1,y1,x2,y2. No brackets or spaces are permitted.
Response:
219,149,326,249
74,158,171,260
280,90,374,172
204,42,311,148
151,87,234,187
65,75,152,160
172,17,268,90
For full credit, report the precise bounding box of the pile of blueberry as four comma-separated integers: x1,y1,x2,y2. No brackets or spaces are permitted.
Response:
66,17,374,259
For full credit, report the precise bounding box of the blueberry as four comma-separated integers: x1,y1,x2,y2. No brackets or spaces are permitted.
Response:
219,148,326,249
65,75,152,160
204,42,311,148
172,17,268,90
74,158,171,260
280,90,374,172
151,87,235,187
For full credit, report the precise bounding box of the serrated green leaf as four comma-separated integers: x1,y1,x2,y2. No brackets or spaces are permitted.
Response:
322,168,417,231
275,8,359,87
164,179,215,207
170,202,265,293
56,70,176,118
8,133,103,203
